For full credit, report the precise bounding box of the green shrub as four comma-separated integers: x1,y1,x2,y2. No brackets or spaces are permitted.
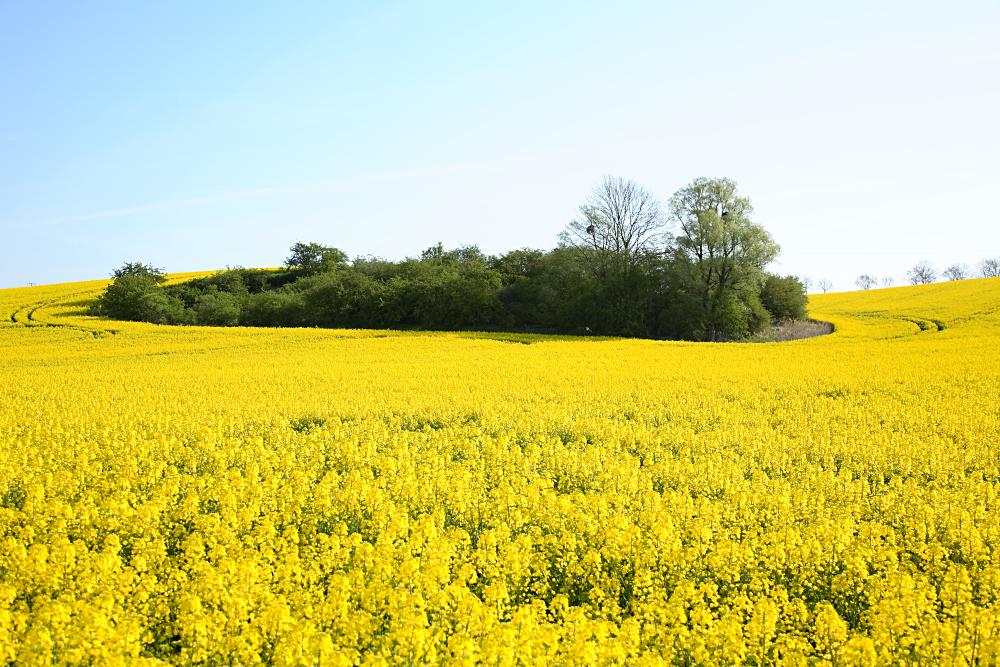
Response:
240,291,305,327
94,273,185,323
195,292,242,326
761,275,808,321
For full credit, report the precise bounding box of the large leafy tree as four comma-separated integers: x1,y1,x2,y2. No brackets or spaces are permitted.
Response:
284,242,348,273
669,177,779,340
761,275,808,321
111,262,166,283
93,262,184,323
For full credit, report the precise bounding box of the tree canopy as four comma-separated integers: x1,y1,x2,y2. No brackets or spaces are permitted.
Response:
285,242,348,273
667,178,779,340
93,177,807,340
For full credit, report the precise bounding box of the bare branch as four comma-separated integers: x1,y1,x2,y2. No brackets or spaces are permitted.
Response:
561,176,670,276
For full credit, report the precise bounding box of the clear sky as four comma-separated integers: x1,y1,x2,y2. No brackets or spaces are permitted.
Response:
2,1,998,290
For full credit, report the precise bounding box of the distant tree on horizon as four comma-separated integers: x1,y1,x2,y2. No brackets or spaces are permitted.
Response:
907,261,936,285
943,263,970,281
980,258,1000,278
817,278,833,293
855,274,876,290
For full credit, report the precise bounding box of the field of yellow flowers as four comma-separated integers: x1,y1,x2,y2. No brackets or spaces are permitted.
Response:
1,275,999,665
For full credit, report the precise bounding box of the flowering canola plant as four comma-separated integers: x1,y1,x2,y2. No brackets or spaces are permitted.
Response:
1,276,999,665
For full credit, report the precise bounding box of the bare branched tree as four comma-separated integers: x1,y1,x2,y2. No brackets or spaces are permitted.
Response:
943,263,969,281
855,274,876,290
817,278,833,293
560,176,668,276
907,261,936,285
880,276,894,287
979,257,1000,278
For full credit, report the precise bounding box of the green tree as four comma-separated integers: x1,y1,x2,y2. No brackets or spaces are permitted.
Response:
285,242,348,273
240,290,304,327
761,275,808,321
93,262,182,323
399,251,503,329
532,247,602,333
491,249,547,329
668,177,779,340
111,262,166,283
195,291,242,326
300,271,388,327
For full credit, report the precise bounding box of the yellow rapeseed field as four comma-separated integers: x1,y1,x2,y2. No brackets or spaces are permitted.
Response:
1,275,998,665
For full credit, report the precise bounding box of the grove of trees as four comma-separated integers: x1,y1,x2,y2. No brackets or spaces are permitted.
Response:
92,176,813,341
843,257,1000,291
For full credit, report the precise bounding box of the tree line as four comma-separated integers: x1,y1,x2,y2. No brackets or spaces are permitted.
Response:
93,176,809,341
807,258,1000,293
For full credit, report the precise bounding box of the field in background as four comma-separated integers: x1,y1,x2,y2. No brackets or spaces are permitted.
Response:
1,276,999,665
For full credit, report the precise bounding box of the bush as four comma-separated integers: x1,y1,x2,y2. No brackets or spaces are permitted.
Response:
98,242,801,341
241,291,305,327
711,291,771,340
195,292,242,326
300,270,388,328
285,242,348,274
761,275,808,321
112,262,166,283
94,274,186,323
138,291,189,325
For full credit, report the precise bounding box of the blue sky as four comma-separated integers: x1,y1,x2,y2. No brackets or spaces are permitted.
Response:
2,0,998,290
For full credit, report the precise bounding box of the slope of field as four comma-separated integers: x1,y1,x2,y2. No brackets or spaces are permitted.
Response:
1,277,998,665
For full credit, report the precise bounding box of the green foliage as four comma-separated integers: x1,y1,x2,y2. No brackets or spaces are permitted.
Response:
195,291,242,326
138,290,189,325
92,266,186,324
396,256,504,330
98,176,802,340
668,177,780,340
111,262,166,283
761,275,808,321
285,242,348,273
241,291,305,327
492,248,547,328
300,270,389,328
